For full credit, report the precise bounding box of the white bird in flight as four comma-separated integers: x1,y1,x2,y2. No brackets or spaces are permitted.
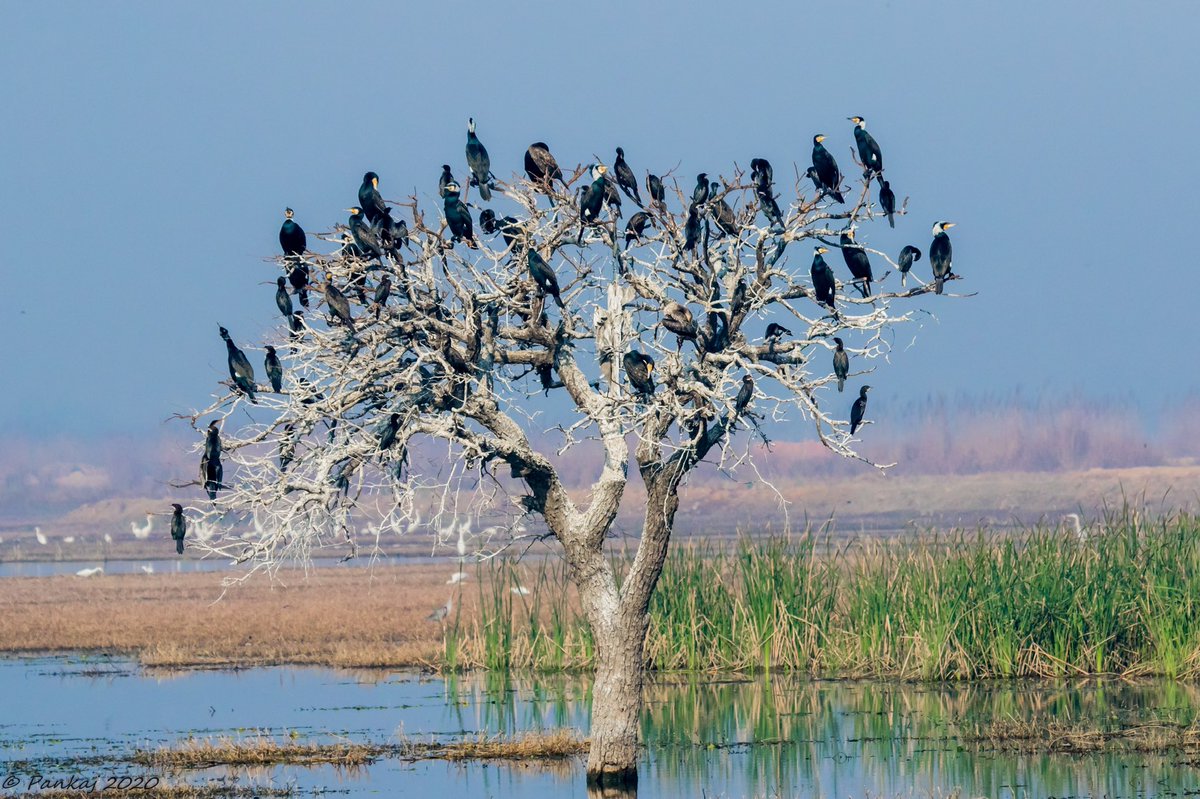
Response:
35,527,47,546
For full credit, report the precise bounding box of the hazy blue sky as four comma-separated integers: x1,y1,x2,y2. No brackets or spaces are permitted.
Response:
2,1,1197,438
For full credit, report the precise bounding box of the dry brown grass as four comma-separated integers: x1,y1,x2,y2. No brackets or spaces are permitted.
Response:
967,718,1200,754
399,729,587,761
133,736,386,769
0,563,467,668
129,730,585,771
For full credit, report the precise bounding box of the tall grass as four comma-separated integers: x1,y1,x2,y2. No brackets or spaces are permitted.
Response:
446,508,1200,679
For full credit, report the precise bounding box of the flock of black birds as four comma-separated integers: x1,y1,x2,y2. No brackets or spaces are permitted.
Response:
172,117,959,555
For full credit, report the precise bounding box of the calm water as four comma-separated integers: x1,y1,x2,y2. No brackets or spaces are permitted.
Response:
0,554,430,579
2,657,1198,798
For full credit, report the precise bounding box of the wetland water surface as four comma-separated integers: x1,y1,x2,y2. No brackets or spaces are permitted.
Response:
2,657,1198,798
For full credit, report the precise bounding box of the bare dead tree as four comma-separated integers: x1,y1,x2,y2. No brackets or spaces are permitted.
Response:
181,138,961,788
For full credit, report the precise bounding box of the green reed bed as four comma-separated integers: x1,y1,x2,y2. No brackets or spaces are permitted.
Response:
447,509,1200,679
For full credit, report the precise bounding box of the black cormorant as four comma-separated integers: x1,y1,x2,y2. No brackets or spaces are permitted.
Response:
840,229,873,297
442,182,477,247
219,326,257,402
849,117,883,178
279,208,306,257
465,118,492,201
480,209,523,252
601,165,623,218
849,385,871,434
879,180,896,228
439,165,455,197
810,246,836,308
764,322,792,341
378,214,409,259
359,172,388,224
524,142,562,190
646,173,665,206
275,277,293,320
930,221,955,294
691,173,710,206
709,181,738,237
527,249,565,308
661,301,698,349
898,245,922,287
832,337,849,392
811,135,845,203
379,413,401,451
288,262,310,308
347,207,383,258
373,274,391,317
623,351,655,397
734,374,754,417
750,158,773,192
264,345,283,392
625,211,652,247
577,165,608,242
289,310,305,340
324,282,356,332
200,422,222,500
613,147,643,207
170,504,186,554
683,204,700,252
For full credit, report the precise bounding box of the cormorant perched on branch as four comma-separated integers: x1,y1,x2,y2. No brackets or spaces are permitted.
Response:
264,345,283,392
527,249,565,308
810,246,836,309
709,181,738,237
764,322,792,341
465,118,492,201
275,277,293,320
750,158,773,192
849,116,883,178
898,245,922,287
646,173,665,206
358,172,388,224
930,221,955,294
373,274,391,318
624,211,652,248
480,209,523,252
346,207,382,259
279,208,306,257
201,421,222,500
324,282,355,332
613,147,642,207
661,301,698,349
811,135,845,203
379,413,401,451
288,264,310,309
734,374,754,417
623,351,655,397
691,173,709,206
524,142,562,191
442,182,476,247
578,165,607,242
840,229,873,297
170,504,186,554
833,337,849,392
438,165,455,198
879,180,896,228
219,326,256,402
683,204,700,253
850,385,871,434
